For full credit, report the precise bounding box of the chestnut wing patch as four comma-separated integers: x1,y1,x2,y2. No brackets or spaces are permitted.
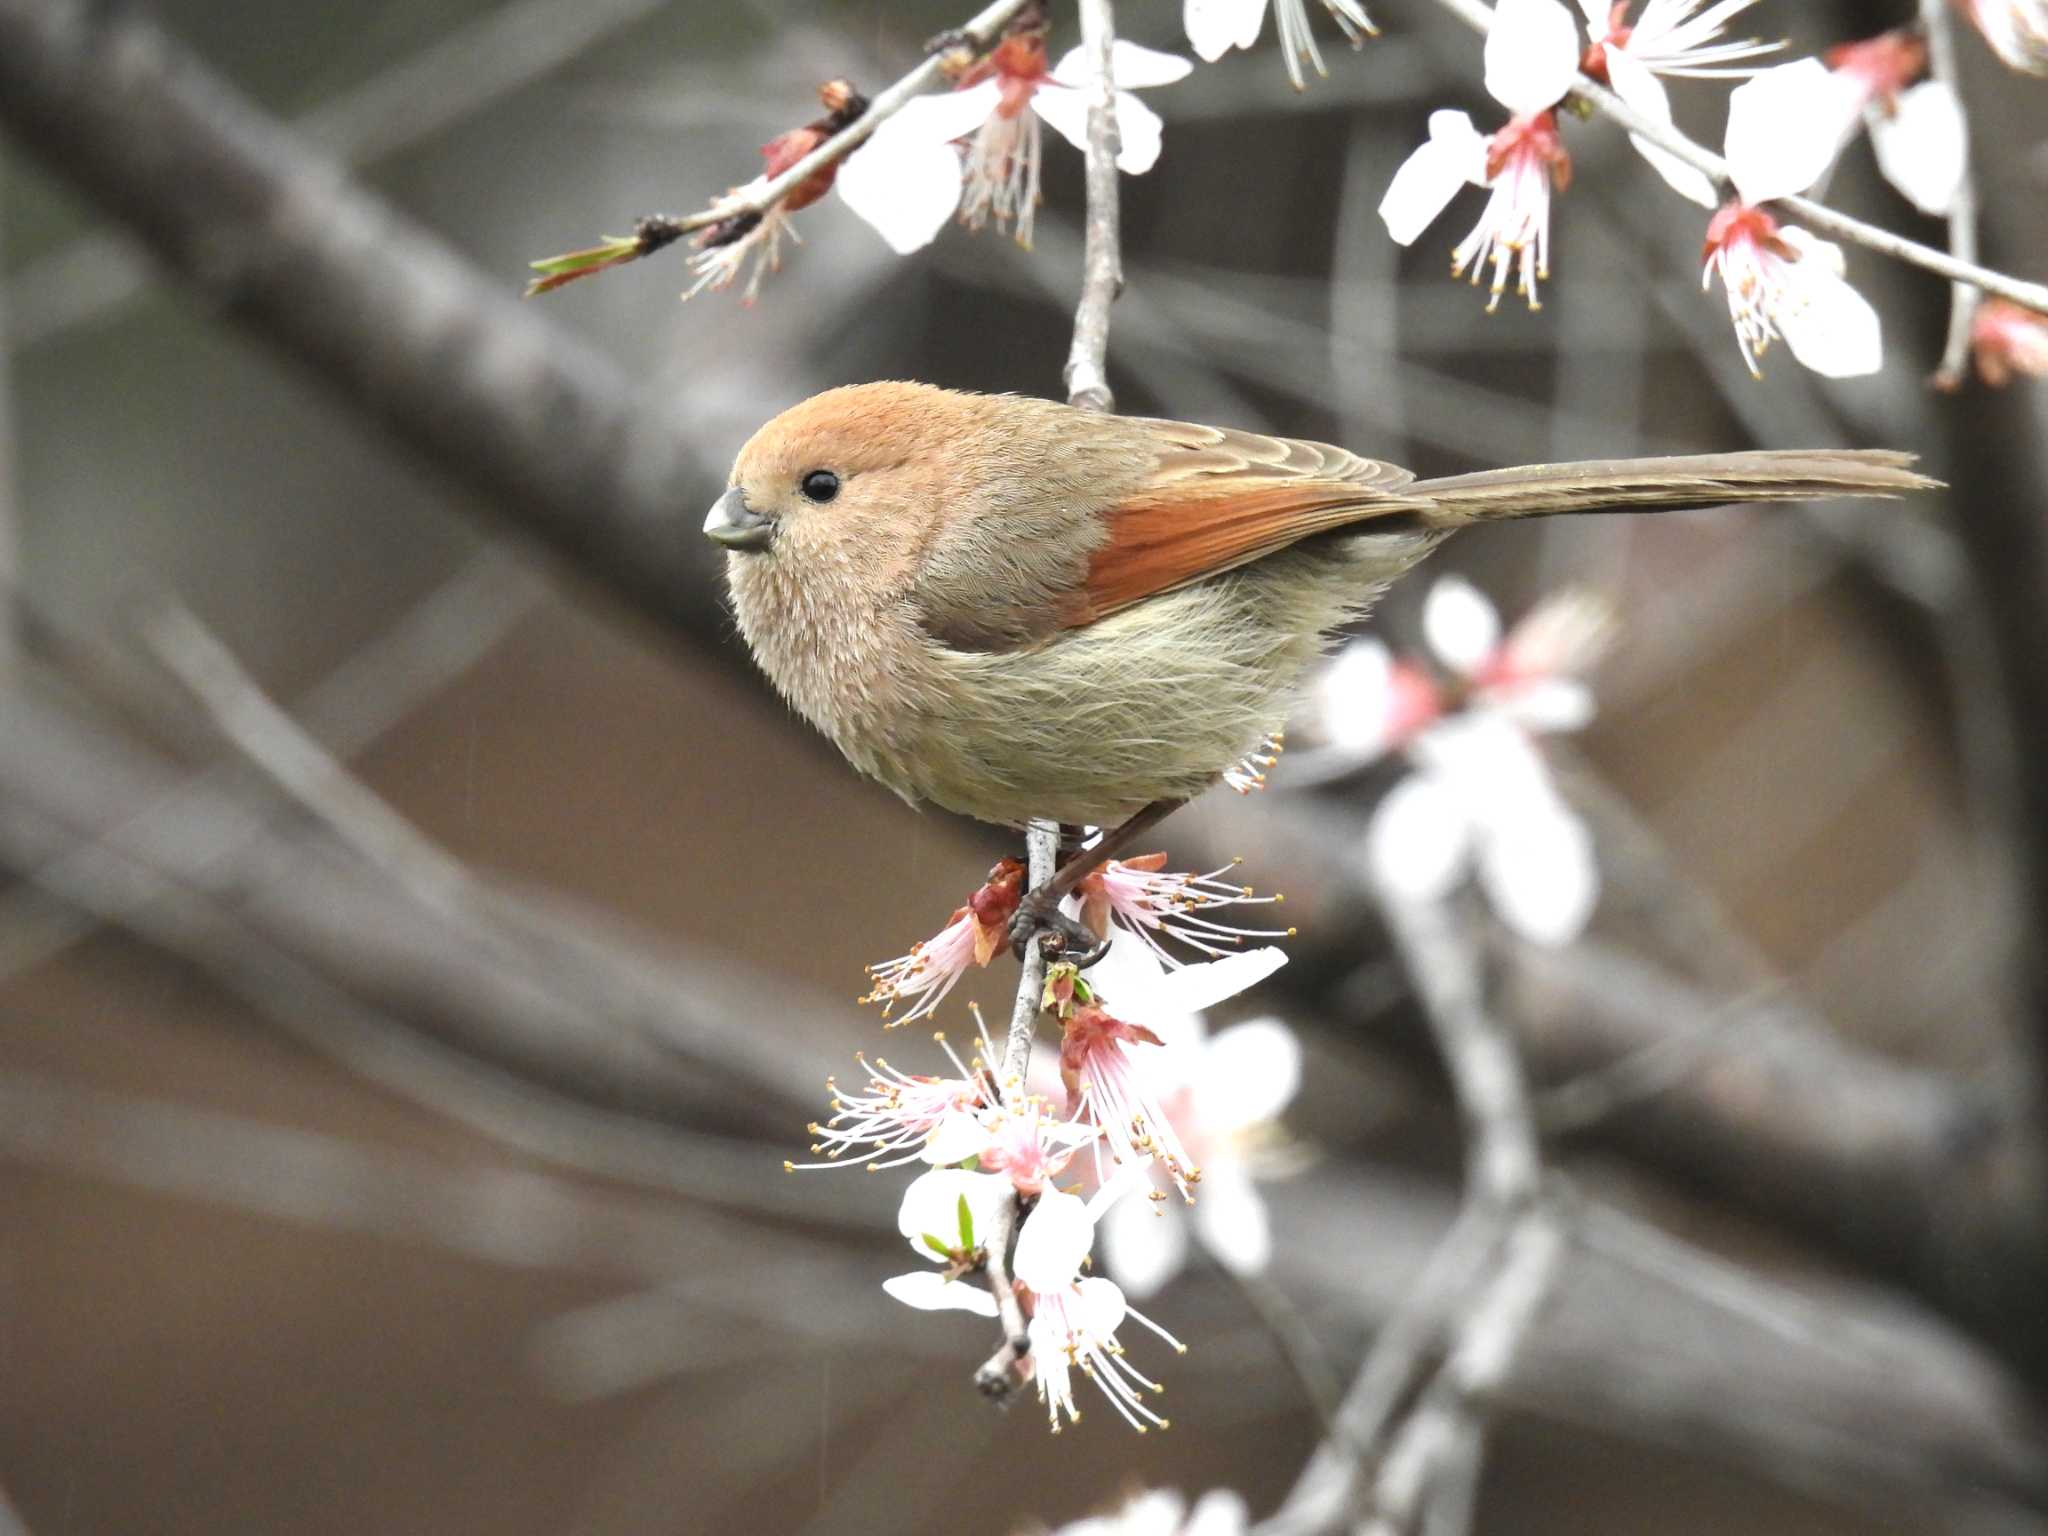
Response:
1074,421,1423,622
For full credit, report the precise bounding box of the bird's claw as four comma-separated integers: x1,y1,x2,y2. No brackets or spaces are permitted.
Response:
1008,896,1112,968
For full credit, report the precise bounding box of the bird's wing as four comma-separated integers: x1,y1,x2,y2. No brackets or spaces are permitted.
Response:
1067,419,1424,623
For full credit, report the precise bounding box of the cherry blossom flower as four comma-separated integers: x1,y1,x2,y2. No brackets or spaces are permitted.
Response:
1964,298,2048,388
1689,60,1884,378
1051,1488,1249,1536
1576,0,1778,205
837,33,1191,253
882,1167,1012,1317
1182,0,1377,91
1321,577,1611,946
1070,851,1293,967
1808,31,1969,217
1701,202,1883,379
941,1092,1100,1196
1958,0,2048,74
1050,944,1289,1200
1379,0,1583,311
1095,995,1303,1297
788,1016,999,1172
862,858,1024,1026
1013,1178,1186,1433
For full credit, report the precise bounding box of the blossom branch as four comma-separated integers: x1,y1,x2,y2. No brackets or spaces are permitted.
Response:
599,0,1035,245
1920,0,1983,389
1428,0,2048,315
973,817,1061,1395
973,0,1126,1403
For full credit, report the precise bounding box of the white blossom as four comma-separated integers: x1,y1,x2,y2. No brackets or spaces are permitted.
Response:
838,38,1190,253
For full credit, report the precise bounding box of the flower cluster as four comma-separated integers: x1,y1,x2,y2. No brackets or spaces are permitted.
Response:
1318,575,1612,945
798,839,1295,1431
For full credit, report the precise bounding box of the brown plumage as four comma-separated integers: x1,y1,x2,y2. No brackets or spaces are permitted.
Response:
706,381,1935,829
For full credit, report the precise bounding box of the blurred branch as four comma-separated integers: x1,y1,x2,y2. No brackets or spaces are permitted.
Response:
1170,779,2048,1382
1920,0,1983,392
0,675,838,1139
4,0,685,349
1362,892,1561,1536
0,0,719,647
1263,888,1561,1536
1427,0,2048,313
0,551,540,980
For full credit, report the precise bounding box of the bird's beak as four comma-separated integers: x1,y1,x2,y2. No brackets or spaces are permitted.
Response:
703,487,775,552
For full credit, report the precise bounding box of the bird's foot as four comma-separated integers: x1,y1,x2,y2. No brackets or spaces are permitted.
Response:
1008,893,1112,968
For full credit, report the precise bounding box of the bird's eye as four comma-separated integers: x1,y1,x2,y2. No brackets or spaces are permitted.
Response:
800,469,840,503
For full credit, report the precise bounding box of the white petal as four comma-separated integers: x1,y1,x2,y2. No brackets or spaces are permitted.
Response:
1607,48,1721,207
1476,798,1599,946
1185,0,1270,58
919,1107,994,1165
1087,930,1204,1045
1147,945,1289,1016
1423,574,1502,674
1485,0,1584,116
1316,639,1394,752
1196,1016,1302,1129
836,120,963,254
1185,1490,1252,1536
1032,83,1166,174
1110,39,1200,88
1364,773,1473,902
1416,711,1560,817
1111,91,1168,173
1050,40,1196,89
1123,1492,1195,1536
1577,0,1612,36
1192,1162,1272,1275
1869,80,1967,216
1099,1183,1190,1299
1075,1275,1130,1337
1013,1185,1096,1291
1723,59,1860,204
896,1167,1009,1258
899,80,1005,144
882,1270,1000,1316
1378,111,1487,245
1496,676,1596,734
1776,252,1884,377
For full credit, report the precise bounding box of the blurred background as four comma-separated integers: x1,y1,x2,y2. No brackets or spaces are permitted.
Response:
3,0,2048,1531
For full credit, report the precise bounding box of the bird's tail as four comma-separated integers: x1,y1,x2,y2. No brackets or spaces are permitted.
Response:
1408,450,1938,526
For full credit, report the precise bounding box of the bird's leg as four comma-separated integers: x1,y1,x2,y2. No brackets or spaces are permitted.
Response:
1007,798,1187,966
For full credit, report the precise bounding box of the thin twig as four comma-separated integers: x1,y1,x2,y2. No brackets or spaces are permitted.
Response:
1428,0,2048,314
1062,0,1124,412
653,0,1033,240
1920,0,1983,389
